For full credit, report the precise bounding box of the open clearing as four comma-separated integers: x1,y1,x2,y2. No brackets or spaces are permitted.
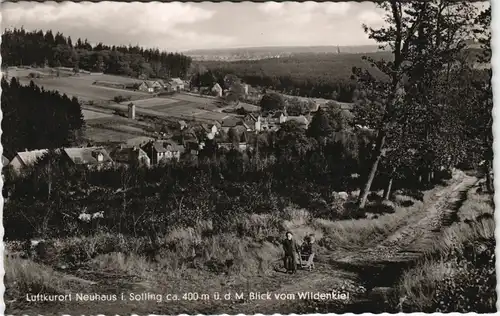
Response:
10,68,149,102
82,108,114,120
132,97,180,108
133,95,231,121
18,77,148,102
82,107,157,143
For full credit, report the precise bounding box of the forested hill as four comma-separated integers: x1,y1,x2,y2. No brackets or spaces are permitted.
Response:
1,28,192,79
199,52,391,102
198,43,486,102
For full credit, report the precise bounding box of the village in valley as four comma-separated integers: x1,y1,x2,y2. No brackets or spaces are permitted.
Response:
3,65,353,173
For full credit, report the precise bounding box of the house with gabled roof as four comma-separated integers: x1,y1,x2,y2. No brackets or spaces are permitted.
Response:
142,140,185,164
9,149,49,173
62,147,114,170
169,78,185,92
138,81,155,93
109,145,150,168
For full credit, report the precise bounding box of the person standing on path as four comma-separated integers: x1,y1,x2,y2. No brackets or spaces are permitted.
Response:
282,231,300,274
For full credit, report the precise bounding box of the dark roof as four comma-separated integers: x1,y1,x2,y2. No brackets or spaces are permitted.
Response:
221,117,242,128
244,114,258,122
230,125,247,135
142,81,155,88
200,123,211,133
153,142,167,153
272,111,286,119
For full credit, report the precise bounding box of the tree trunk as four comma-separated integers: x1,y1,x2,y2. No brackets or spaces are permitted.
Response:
358,133,386,209
383,177,393,201
383,167,396,201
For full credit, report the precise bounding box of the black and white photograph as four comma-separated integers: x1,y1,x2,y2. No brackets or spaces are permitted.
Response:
1,1,496,314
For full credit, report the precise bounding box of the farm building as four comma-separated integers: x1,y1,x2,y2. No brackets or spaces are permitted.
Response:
9,149,49,173
110,146,150,167
63,147,114,170
137,81,155,93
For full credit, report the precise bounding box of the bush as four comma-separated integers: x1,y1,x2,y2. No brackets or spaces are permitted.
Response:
433,238,496,313
364,201,395,215
113,95,131,103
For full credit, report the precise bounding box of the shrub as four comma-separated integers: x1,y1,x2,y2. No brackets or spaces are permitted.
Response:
433,238,496,313
113,95,131,103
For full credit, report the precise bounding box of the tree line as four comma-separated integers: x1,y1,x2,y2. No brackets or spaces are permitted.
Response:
1,28,192,79
1,77,85,158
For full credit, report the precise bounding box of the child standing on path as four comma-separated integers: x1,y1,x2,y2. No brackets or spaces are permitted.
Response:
282,231,300,274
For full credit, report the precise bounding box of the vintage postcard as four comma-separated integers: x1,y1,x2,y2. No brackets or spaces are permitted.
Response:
1,0,496,314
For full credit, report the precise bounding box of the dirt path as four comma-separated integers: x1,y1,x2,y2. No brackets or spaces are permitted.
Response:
9,171,478,315
205,170,480,314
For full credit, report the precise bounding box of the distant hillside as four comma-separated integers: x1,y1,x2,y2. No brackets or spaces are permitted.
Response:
196,42,488,102
185,45,384,61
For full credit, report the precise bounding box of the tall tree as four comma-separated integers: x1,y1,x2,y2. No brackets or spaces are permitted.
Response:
353,1,476,209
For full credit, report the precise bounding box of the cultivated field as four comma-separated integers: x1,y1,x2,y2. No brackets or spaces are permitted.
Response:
134,95,233,122
8,67,149,102
82,107,158,143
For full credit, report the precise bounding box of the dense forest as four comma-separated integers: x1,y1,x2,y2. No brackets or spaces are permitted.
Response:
1,28,192,79
197,52,390,102
1,77,85,158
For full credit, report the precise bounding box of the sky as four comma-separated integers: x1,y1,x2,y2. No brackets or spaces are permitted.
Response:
1,1,490,52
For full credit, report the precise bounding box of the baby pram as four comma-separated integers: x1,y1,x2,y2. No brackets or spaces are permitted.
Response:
299,252,315,271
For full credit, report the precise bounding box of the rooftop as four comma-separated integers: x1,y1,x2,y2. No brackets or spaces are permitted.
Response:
63,147,113,165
